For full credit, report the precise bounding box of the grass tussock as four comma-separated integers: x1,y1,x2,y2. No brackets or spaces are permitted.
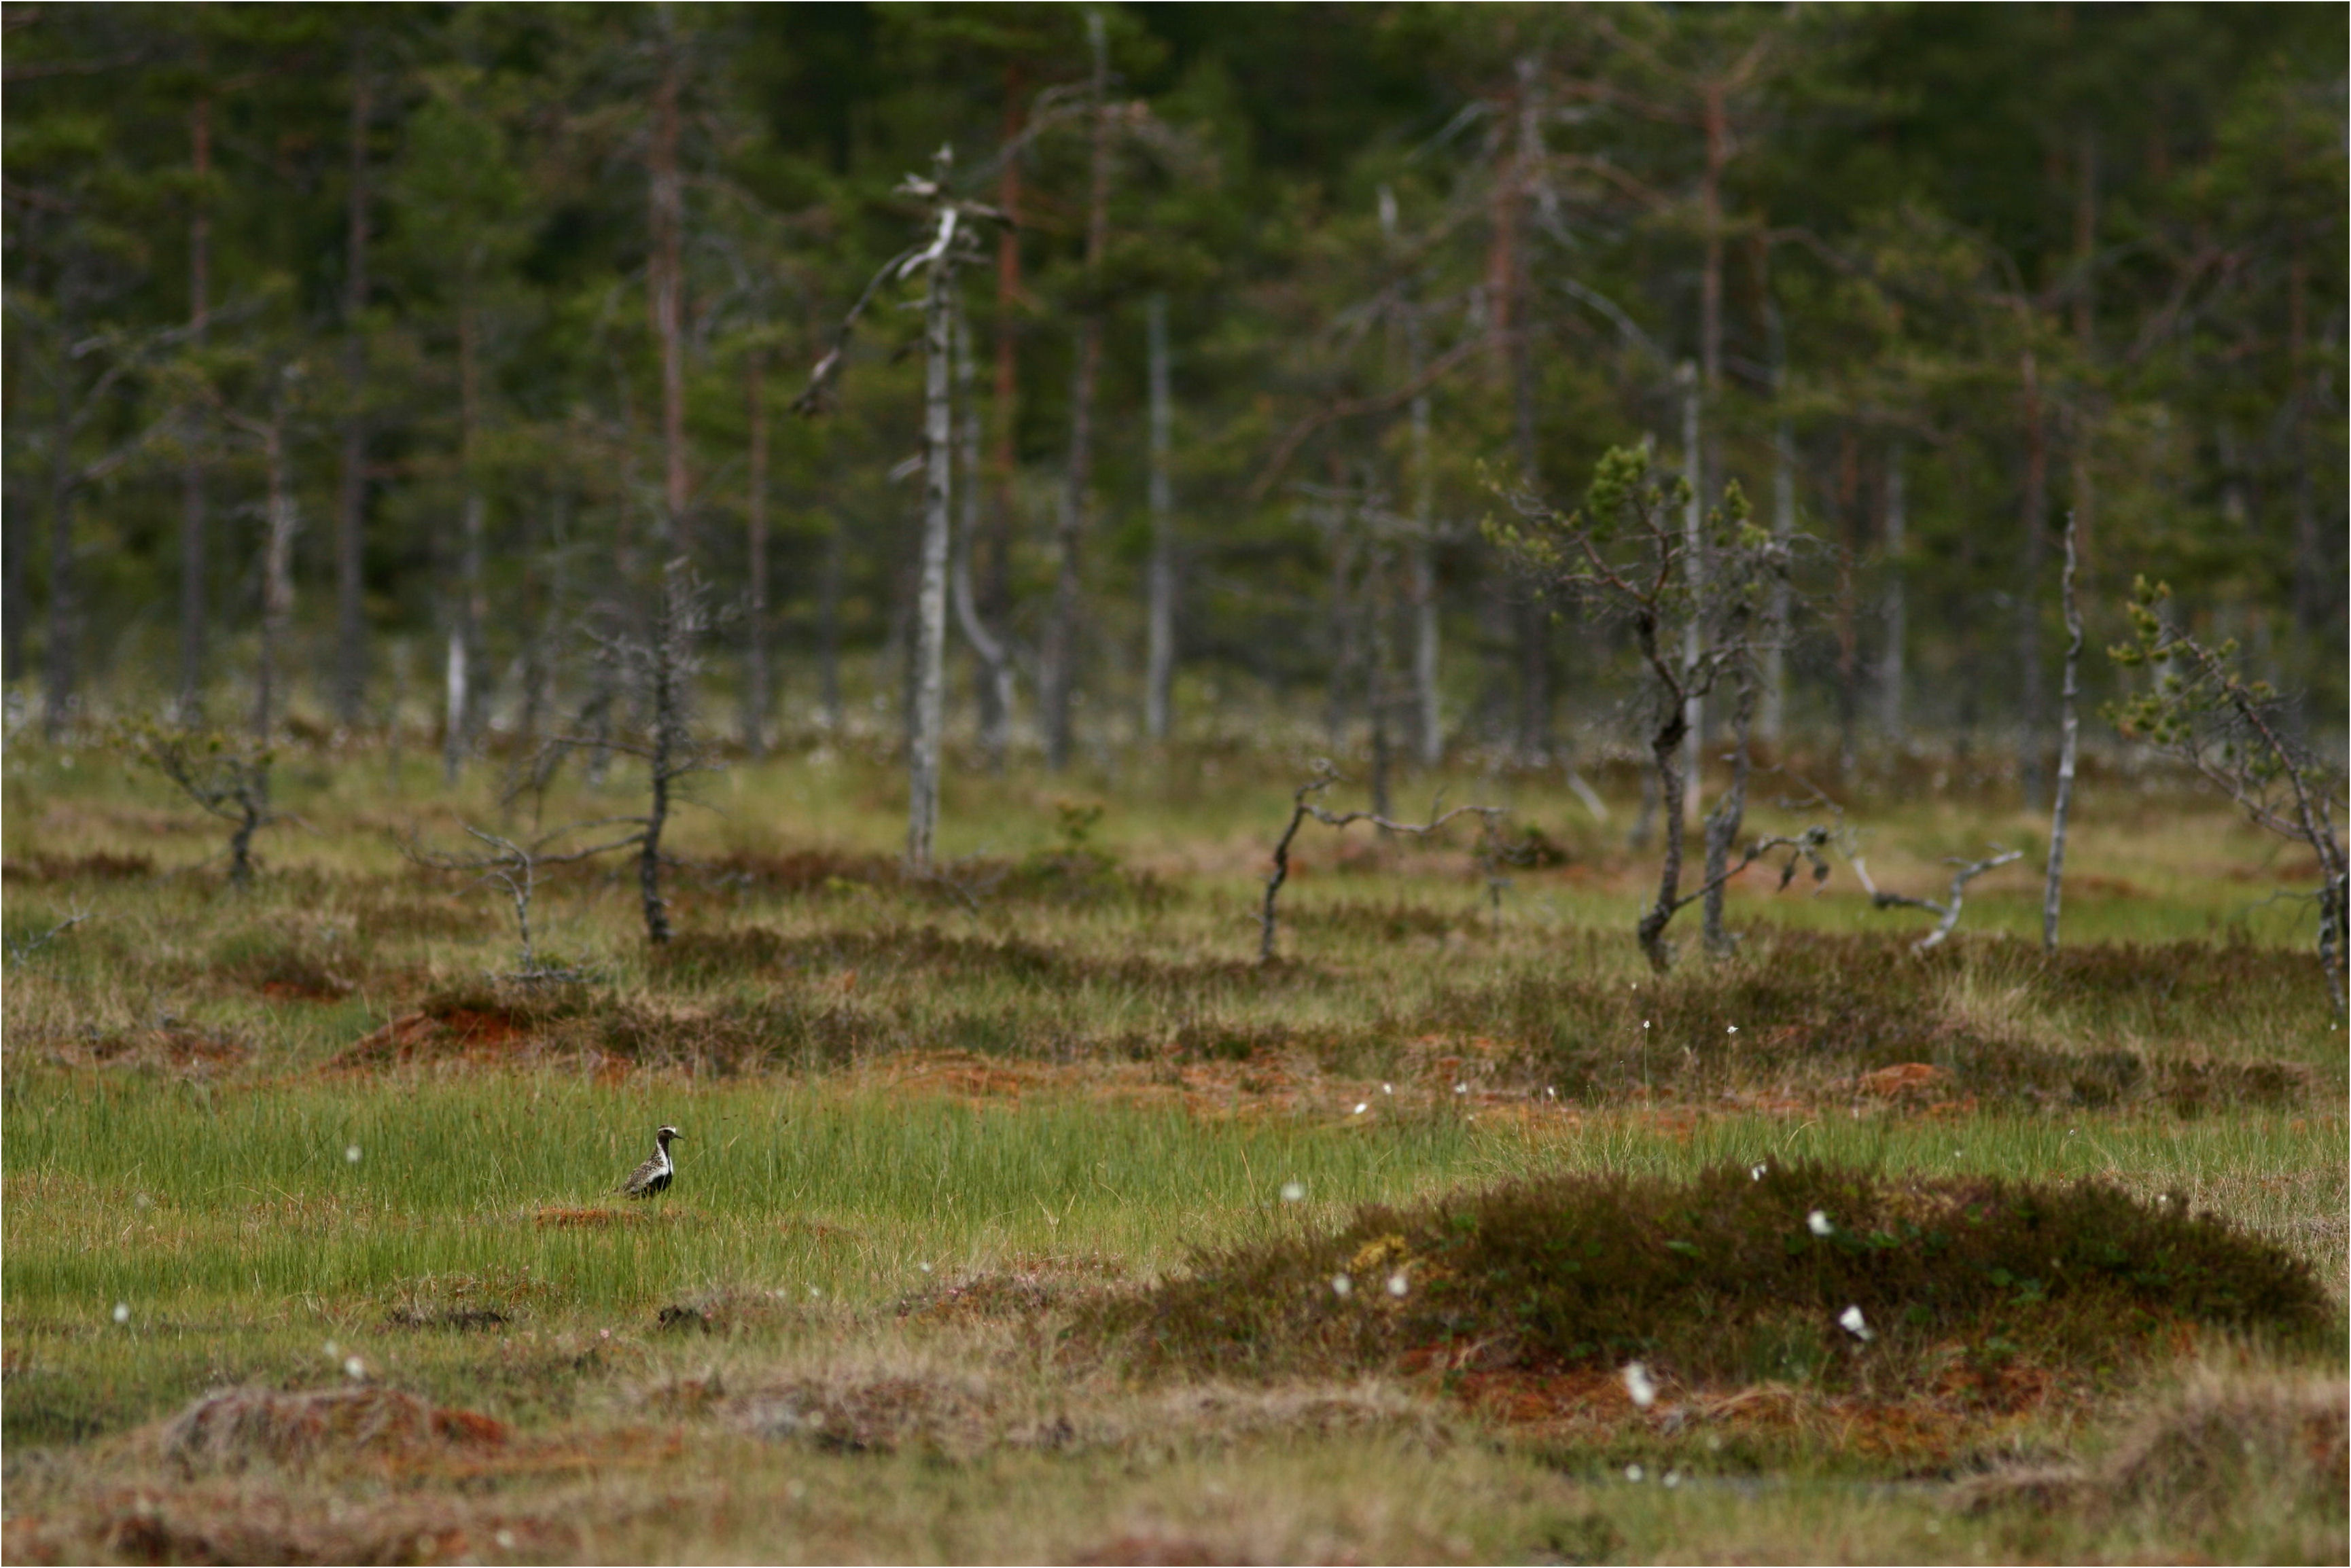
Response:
2,849,156,883
1093,1161,2333,1391
153,1386,508,1476
1962,1371,2349,1561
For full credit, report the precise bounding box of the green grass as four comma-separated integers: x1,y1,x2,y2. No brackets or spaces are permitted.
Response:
2,735,2343,1563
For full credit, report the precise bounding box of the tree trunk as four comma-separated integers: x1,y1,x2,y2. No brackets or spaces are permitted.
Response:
43,425,75,743
446,297,484,785
1761,304,1793,747
1385,182,1442,766
983,63,1024,758
180,94,212,720
1701,671,1756,957
1042,12,1110,772
1637,690,1692,973
2043,513,2082,952
1879,442,1907,743
1144,293,1176,742
818,522,843,730
254,419,295,746
742,349,769,755
951,294,1012,764
1833,431,1859,773
906,234,955,872
334,43,370,728
1508,56,1548,764
1409,325,1441,766
650,42,687,553
2018,348,2049,806
3,483,24,685
1678,362,1704,821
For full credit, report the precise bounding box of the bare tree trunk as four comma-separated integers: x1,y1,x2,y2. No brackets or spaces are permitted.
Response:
906,224,955,873
1761,303,1792,747
1384,183,1443,766
1042,12,1110,772
1701,672,1756,956
638,569,684,946
1700,82,1727,390
1678,362,1704,821
1878,442,1906,743
818,522,843,730
1637,694,1692,973
180,94,212,720
1833,433,1859,774
1409,331,1441,766
254,419,295,746
951,296,1012,765
334,43,370,728
2288,246,2323,639
446,297,484,785
650,40,687,555
3,484,24,685
741,349,769,755
1144,293,1176,742
2018,347,2049,806
983,65,1024,757
2043,513,2082,952
1509,57,1548,764
43,423,75,742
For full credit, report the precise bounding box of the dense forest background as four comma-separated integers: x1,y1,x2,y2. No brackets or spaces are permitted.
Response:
5,1,2344,783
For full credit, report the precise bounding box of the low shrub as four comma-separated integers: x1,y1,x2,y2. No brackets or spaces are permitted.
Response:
1091,1162,2333,1391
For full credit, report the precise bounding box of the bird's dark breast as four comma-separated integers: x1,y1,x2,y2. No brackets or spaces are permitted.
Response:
641,1170,671,1196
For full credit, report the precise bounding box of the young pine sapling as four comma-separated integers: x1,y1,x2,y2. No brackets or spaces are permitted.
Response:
1489,446,1818,971
127,723,277,887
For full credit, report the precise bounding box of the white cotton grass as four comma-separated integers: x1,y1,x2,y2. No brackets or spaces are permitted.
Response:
1279,1181,1306,1202
1838,1304,1873,1342
344,1355,368,1380
345,1145,362,1164
1330,1273,1353,1298
1621,1361,1657,1410
1385,1271,1409,1298
1807,1210,1834,1237
323,1340,340,1359
111,1302,130,1325
1727,1024,1737,1035
1624,1463,1646,1482
1351,1103,1368,1116
1453,1083,1467,1095
1663,1469,1682,1489
1750,1162,1768,1181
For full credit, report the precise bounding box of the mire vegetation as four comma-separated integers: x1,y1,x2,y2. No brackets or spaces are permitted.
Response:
3,743,2345,1564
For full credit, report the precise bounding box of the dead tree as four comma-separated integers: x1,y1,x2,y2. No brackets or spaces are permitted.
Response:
2042,512,2083,950
527,564,716,945
2112,578,2348,1013
1852,847,2023,950
790,149,995,870
1490,445,1807,971
401,820,641,977
1258,764,1503,963
128,724,277,887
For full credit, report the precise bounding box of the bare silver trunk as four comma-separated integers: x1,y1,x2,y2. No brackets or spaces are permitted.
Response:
906,229,955,871
1144,294,1176,742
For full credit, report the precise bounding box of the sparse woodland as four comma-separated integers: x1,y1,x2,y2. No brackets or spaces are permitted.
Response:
2,7,2346,1566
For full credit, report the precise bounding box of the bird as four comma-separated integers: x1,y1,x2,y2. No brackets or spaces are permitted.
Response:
620,1125,682,1198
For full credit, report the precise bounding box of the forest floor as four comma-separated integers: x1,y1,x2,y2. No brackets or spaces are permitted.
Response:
2,734,2344,1565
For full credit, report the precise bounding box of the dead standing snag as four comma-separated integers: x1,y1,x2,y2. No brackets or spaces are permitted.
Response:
1257,764,1502,963
1851,847,2023,950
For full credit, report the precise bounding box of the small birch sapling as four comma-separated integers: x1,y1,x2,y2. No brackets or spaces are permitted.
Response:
2110,577,2348,1014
